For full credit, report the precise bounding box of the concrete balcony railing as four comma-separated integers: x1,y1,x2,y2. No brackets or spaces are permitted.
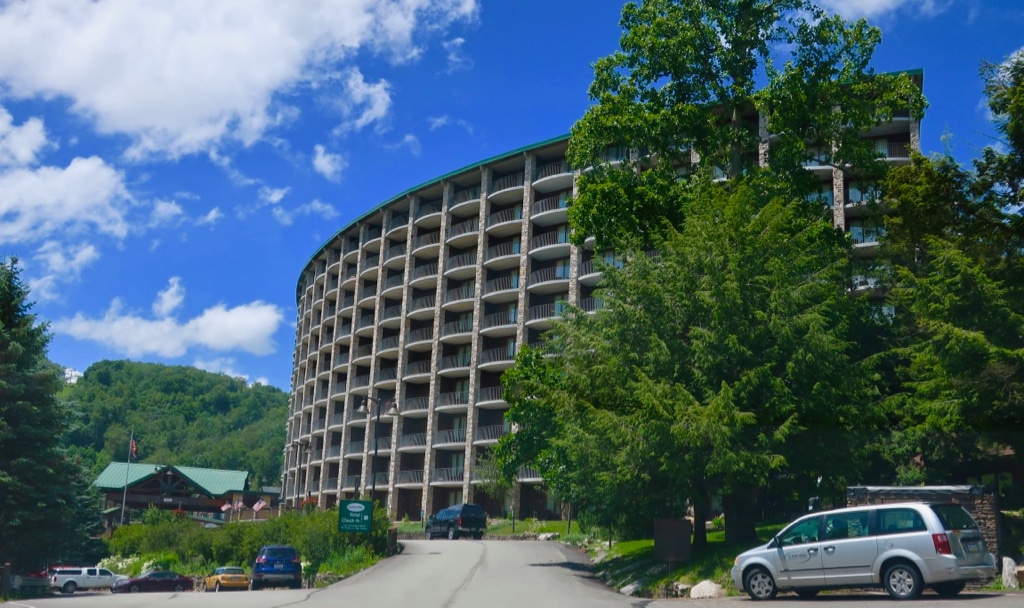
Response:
397,469,424,484
439,354,471,371
445,252,477,272
486,205,522,228
486,241,520,262
399,432,427,448
442,317,474,337
444,285,475,304
448,218,480,240
406,327,433,345
416,200,442,220
475,424,509,442
412,263,439,282
477,385,504,403
403,396,430,413
414,231,441,250
384,243,406,262
437,391,470,407
485,275,519,294
405,360,432,376
535,159,570,181
481,310,517,329
432,467,465,483
529,267,571,285
534,193,569,215
479,346,515,365
387,213,409,233
408,294,436,313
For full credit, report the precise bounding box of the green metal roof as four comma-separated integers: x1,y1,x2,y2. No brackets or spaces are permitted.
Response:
94,463,249,497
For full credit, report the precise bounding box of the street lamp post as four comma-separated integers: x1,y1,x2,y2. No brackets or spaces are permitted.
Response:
357,397,398,502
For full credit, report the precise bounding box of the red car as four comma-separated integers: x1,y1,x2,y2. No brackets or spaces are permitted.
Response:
111,570,194,593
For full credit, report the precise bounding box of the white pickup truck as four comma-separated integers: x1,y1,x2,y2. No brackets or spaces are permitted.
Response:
50,567,127,593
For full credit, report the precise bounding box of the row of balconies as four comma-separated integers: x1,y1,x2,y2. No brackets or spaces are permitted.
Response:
317,464,543,493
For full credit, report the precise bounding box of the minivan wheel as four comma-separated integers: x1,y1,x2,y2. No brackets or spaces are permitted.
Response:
883,562,923,600
744,567,777,601
447,526,458,540
933,581,965,597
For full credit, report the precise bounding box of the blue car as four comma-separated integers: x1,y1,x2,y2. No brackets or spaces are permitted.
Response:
250,545,302,590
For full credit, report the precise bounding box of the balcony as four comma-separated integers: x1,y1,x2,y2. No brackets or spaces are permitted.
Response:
474,424,509,444
431,467,465,484
479,346,515,371
483,274,520,302
533,159,572,193
579,259,603,286
353,343,373,363
404,359,433,382
490,172,524,204
379,304,403,328
878,141,910,161
439,353,471,375
377,334,400,356
519,466,542,481
410,263,439,291
383,244,406,268
526,302,567,330
435,428,467,446
324,477,339,491
532,193,569,227
415,200,443,228
398,432,427,450
580,297,605,313
343,475,361,490
484,241,521,271
477,385,506,408
344,441,365,456
486,205,523,237
402,396,430,416
364,225,383,245
376,367,398,385
529,230,571,260
359,254,380,280
329,413,345,428
437,390,470,409
350,374,370,390
447,218,480,248
480,309,517,337
325,444,342,459
381,274,405,298
444,252,478,280
413,231,441,256
528,266,571,294
387,212,409,236
450,186,481,216
443,285,475,311
396,469,425,485
405,326,434,350
441,317,474,342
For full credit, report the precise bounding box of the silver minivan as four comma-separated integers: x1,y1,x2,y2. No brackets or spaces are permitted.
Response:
731,502,996,600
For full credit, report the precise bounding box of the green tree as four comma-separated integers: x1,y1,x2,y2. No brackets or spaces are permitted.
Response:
0,258,102,570
499,178,875,546
879,54,1024,489
567,0,925,252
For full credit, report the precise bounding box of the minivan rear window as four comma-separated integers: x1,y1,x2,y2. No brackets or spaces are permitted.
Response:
930,505,979,531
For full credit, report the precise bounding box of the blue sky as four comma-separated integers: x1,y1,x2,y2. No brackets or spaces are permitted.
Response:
0,0,1019,390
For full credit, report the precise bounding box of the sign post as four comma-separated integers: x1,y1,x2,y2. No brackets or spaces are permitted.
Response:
338,499,373,533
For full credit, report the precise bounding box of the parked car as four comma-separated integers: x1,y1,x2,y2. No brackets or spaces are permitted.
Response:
111,570,194,593
731,501,996,600
50,566,127,594
425,502,486,540
203,566,248,592
250,545,302,590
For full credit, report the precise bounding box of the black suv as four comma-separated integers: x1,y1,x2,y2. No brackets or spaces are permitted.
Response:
425,503,486,540
250,545,302,590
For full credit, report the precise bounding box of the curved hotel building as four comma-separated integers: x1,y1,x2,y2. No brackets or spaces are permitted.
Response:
283,95,920,520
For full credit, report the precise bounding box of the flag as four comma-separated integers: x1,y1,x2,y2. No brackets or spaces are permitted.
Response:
252,498,267,512
220,501,232,513
130,438,137,461
234,500,244,512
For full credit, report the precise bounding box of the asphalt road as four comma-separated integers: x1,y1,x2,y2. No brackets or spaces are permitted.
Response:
8,540,1020,608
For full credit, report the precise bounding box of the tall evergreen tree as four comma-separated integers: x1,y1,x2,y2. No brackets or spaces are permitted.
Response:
0,258,101,570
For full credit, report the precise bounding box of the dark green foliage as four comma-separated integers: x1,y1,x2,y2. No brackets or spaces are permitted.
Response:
567,0,926,252
60,360,287,487
0,258,104,571
106,505,390,584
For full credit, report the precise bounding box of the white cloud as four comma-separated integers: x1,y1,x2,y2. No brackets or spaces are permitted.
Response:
272,198,339,226
0,106,47,166
53,293,285,357
193,357,250,382
0,0,478,159
0,156,130,244
387,134,422,156
208,149,258,186
197,207,224,226
150,199,184,227
312,144,346,181
259,186,290,205
427,114,473,134
817,0,951,19
28,240,100,300
333,68,393,135
442,37,472,73
152,276,185,318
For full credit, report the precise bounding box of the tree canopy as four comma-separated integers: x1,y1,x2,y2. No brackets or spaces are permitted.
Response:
61,360,288,489
0,258,103,570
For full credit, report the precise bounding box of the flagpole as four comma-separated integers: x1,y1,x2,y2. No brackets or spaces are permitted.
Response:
119,429,134,527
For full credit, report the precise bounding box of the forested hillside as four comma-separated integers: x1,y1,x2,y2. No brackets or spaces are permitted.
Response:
61,360,287,489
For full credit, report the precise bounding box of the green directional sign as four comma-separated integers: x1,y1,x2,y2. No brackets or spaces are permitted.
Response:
338,499,372,533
